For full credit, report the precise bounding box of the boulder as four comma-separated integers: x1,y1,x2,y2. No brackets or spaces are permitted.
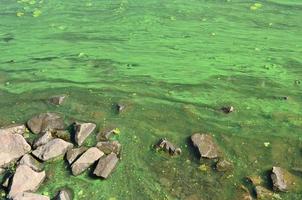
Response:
13,192,50,200
54,130,70,141
96,128,118,141
55,189,73,200
49,95,66,105
27,113,65,134
93,152,119,179
0,124,26,135
33,131,53,148
71,147,103,176
8,165,46,199
18,154,42,172
32,138,73,161
66,147,88,165
73,122,96,146
215,159,233,172
0,132,31,168
271,166,295,192
96,141,121,155
191,133,220,159
154,138,181,156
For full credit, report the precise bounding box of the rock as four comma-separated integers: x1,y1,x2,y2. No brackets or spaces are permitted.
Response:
49,95,66,105
2,175,11,188
0,167,5,175
221,106,234,114
0,132,31,168
73,122,96,146
66,147,88,165
13,192,50,200
93,152,119,179
116,103,125,113
191,133,220,159
33,131,53,148
8,165,46,199
235,185,252,200
54,130,70,141
27,113,65,134
154,138,181,156
255,186,274,200
18,154,42,172
246,175,263,186
55,189,73,200
96,128,119,141
271,166,295,192
32,138,73,161
215,159,233,172
71,147,103,176
96,141,121,155
0,124,26,135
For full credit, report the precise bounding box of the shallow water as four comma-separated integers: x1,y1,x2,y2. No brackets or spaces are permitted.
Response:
0,0,302,199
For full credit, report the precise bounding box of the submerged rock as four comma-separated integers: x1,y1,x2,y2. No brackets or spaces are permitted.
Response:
271,166,295,192
116,103,125,113
49,95,66,105
18,154,42,172
235,185,252,200
33,131,53,148
27,113,65,134
93,152,119,179
66,147,88,165
215,159,233,172
96,128,119,141
13,192,50,200
55,189,73,200
221,106,234,114
0,124,26,135
191,133,220,159
154,138,181,156
0,132,31,168
96,141,121,155
8,165,46,199
32,138,73,161
73,122,96,146
71,147,104,176
255,186,274,200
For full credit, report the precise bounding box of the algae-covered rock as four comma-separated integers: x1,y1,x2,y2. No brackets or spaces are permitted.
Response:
271,166,296,192
27,113,65,134
96,141,121,155
191,133,220,159
18,154,42,172
154,138,181,156
255,186,274,200
215,159,233,172
49,95,66,106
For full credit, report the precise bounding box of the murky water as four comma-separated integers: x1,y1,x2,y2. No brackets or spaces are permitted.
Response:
0,0,302,199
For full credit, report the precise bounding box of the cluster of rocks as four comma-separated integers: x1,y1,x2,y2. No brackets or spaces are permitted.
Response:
0,110,121,199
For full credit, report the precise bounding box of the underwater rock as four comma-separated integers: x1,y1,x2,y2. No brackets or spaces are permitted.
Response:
0,124,26,135
71,147,104,176
49,95,66,105
55,189,73,200
18,154,42,172
154,138,181,156
191,133,220,159
8,165,46,199
96,141,121,155
93,152,119,179
221,106,234,114
33,131,53,148
27,113,65,134
96,128,118,141
32,138,73,161
0,132,31,168
66,147,88,165
13,192,50,200
235,185,252,200
271,166,295,192
54,130,71,141
73,122,96,146
116,103,125,113
215,159,233,172
246,175,263,186
255,186,274,200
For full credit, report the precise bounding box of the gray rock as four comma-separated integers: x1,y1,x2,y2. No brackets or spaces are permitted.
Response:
191,133,220,159
8,165,46,199
0,124,26,135
49,95,66,105
66,147,88,165
32,138,73,161
54,130,70,141
18,154,42,172
116,103,125,113
73,122,96,146
71,147,103,176
27,113,65,134
13,192,50,200
96,141,121,155
33,131,53,148
271,166,295,192
55,189,73,200
154,138,181,156
93,152,119,179
0,132,31,168
96,128,118,141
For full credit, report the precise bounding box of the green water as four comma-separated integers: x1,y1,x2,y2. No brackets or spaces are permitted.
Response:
0,0,302,199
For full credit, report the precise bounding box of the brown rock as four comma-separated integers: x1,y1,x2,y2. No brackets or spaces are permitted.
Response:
73,122,96,146
66,147,88,165
216,159,233,172
246,175,263,186
96,128,118,141
18,154,42,172
255,186,274,200
96,141,121,155
191,133,220,159
49,95,66,105
27,113,65,134
55,189,73,200
271,166,295,192
154,138,181,156
13,192,50,200
93,152,119,179
32,138,73,161
71,147,104,176
0,124,26,135
33,131,53,148
235,185,252,200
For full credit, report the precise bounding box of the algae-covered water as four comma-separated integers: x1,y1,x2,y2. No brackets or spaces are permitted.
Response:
0,0,302,199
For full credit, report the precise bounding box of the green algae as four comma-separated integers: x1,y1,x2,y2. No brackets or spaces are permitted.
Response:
0,0,302,199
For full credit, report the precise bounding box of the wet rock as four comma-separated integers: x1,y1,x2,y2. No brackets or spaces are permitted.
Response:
96,128,118,141
215,159,233,172
221,106,234,114
0,132,31,168
32,138,73,161
73,122,96,146
33,131,53,148
55,189,73,200
13,192,50,200
27,113,65,134
191,133,220,159
71,147,103,176
96,141,121,155
8,165,46,199
154,138,181,156
49,95,66,105
93,152,119,179
0,124,26,135
255,186,274,200
271,166,295,192
66,147,88,165
18,154,42,172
